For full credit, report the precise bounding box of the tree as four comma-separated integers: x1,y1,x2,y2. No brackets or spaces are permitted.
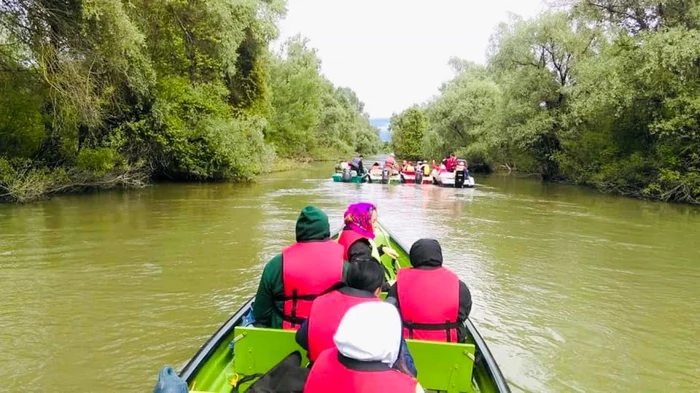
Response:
390,107,427,160
397,1,700,203
0,0,377,202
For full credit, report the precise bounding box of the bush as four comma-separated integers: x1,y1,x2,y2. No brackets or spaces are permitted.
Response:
147,77,273,181
76,148,119,176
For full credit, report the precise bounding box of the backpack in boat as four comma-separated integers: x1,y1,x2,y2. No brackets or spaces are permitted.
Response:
239,350,309,393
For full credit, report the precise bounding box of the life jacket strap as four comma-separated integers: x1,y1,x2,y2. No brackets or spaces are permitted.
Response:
404,320,460,343
272,303,307,325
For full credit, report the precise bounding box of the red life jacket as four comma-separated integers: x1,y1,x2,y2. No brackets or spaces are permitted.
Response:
446,157,458,171
303,348,417,393
396,267,460,342
307,289,381,362
336,229,366,261
279,241,344,330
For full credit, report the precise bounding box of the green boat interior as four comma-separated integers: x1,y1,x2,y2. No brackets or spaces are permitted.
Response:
189,326,478,393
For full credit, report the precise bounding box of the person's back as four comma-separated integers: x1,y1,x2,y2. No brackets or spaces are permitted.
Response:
350,155,365,174
296,258,384,362
446,154,457,172
387,238,472,343
253,206,346,330
385,154,395,168
336,202,399,264
305,348,418,393
303,302,423,393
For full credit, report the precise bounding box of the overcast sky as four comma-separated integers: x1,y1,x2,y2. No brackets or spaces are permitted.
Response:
276,0,547,119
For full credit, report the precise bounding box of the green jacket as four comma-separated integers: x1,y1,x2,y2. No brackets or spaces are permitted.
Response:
253,206,350,328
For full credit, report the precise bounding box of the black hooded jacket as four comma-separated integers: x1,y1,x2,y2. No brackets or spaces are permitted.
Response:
386,238,472,342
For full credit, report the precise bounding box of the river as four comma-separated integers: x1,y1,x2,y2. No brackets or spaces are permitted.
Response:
1,160,699,392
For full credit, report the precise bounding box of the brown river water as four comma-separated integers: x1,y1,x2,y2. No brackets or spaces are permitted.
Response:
1,159,699,392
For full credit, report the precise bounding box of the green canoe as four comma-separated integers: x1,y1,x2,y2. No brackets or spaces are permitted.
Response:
332,173,365,183
177,224,510,393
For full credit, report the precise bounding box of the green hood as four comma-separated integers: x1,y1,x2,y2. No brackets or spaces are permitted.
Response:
295,206,331,242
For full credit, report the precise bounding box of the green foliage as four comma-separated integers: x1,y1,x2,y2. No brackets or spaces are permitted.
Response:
408,2,700,203
266,35,379,158
0,0,373,202
0,70,46,159
266,35,324,157
147,77,272,180
76,148,119,177
390,107,427,160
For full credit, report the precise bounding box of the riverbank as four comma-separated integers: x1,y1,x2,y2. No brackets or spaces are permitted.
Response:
3,159,698,205
0,154,340,204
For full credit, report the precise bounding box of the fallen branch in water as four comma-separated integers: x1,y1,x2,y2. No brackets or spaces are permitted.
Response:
0,163,149,204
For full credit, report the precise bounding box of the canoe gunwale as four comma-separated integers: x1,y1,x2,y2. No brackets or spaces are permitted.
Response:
465,318,510,393
178,222,510,393
179,298,254,382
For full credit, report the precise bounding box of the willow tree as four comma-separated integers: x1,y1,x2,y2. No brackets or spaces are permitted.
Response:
488,11,599,179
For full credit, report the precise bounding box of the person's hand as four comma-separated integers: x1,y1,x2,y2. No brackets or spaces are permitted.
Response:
383,246,399,259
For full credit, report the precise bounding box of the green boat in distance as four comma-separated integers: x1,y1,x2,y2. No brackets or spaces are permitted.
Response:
177,224,510,393
332,171,402,184
331,173,365,183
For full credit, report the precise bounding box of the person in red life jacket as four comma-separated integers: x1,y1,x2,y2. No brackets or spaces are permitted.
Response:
298,258,418,376
385,153,396,168
387,238,472,343
336,202,399,264
295,258,384,363
303,302,425,393
446,153,458,172
252,206,349,330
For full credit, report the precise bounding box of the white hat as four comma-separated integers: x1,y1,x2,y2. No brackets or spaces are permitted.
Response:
333,302,402,366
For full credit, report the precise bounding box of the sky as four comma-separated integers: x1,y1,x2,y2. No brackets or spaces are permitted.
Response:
276,0,548,119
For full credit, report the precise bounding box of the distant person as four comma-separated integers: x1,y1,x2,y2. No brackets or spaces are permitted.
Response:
350,154,365,175
336,202,399,263
387,238,472,343
456,159,470,179
425,162,432,176
253,206,347,330
303,302,424,393
446,153,457,172
385,153,396,169
334,160,344,173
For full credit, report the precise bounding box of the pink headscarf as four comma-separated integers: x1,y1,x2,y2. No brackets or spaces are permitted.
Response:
343,202,377,239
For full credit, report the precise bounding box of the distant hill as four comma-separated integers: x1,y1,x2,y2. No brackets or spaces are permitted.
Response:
370,118,391,142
